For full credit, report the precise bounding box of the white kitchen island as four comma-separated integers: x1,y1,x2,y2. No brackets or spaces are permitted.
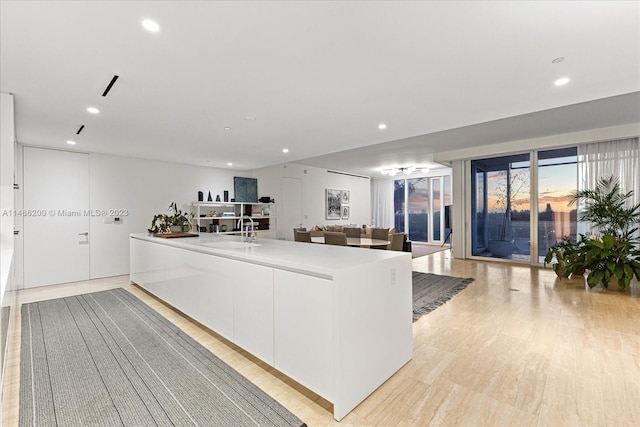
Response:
130,233,413,421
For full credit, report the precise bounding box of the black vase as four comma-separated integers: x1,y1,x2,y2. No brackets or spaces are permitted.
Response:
207,191,212,202
198,191,203,202
224,190,229,202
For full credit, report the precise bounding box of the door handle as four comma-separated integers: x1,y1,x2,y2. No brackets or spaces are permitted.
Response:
78,232,88,236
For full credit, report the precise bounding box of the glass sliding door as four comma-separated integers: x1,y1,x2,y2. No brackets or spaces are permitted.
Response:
471,154,531,260
470,148,577,264
537,147,578,263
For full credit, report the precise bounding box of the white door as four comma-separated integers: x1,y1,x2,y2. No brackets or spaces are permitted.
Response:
23,147,90,287
279,177,303,240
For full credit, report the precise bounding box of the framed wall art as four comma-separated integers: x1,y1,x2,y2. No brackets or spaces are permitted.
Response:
341,190,350,205
326,189,342,219
341,205,350,219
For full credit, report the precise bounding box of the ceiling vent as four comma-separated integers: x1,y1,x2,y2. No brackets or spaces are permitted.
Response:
102,75,119,97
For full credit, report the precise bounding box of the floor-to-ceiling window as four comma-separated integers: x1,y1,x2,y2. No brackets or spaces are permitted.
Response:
537,147,578,263
395,174,451,243
408,177,429,242
470,148,577,263
394,180,405,233
471,154,531,260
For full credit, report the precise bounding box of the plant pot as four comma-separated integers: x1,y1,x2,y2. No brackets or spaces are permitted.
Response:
601,276,625,291
170,225,183,233
488,240,514,258
553,264,570,278
569,271,585,280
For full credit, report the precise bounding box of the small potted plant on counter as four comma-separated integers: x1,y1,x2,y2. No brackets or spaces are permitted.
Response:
148,202,194,234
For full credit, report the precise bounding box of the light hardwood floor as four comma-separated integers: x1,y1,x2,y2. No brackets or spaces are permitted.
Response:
2,252,639,426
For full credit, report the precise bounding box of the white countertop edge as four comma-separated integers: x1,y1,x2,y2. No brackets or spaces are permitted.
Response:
130,233,409,280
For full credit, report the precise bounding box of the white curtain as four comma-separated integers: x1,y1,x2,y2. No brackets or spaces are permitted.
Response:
371,178,394,227
577,137,640,235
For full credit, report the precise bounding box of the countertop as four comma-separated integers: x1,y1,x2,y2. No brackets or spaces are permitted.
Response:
131,233,410,279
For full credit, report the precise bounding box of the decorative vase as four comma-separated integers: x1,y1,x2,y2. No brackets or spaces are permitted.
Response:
170,225,182,233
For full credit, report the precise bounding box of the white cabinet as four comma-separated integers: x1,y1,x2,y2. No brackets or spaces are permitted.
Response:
130,238,274,364
232,262,274,365
273,269,333,400
183,251,235,341
192,201,275,237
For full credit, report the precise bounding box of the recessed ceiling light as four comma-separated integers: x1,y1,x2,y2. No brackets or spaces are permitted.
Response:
87,107,100,114
227,162,233,166
378,123,387,130
66,140,76,145
554,77,570,86
282,148,289,153
224,127,231,131
142,19,160,32
552,57,565,64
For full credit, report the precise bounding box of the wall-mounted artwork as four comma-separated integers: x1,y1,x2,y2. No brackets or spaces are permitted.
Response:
234,177,258,203
341,205,350,220
326,189,342,219
341,190,350,204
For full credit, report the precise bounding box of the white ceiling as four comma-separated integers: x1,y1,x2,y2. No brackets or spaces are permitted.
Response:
1,1,639,176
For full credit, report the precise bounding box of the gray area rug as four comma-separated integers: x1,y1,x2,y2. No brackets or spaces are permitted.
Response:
412,272,474,322
20,289,306,427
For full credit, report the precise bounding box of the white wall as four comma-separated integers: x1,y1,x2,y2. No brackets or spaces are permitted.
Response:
0,93,15,301
18,149,371,281
253,163,371,237
89,153,240,278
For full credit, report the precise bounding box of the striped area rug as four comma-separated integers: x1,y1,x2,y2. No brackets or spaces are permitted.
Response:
412,272,474,322
19,289,306,427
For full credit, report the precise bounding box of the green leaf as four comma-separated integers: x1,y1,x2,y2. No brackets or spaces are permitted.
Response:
621,276,631,289
587,270,603,288
544,252,553,264
602,234,616,247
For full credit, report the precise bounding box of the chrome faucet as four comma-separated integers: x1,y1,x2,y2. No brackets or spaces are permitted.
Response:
237,216,256,242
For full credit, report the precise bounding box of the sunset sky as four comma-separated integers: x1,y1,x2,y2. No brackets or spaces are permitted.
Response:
486,162,577,213
400,162,577,215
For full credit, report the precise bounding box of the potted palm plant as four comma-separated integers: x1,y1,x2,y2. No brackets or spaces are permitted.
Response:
567,176,640,290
